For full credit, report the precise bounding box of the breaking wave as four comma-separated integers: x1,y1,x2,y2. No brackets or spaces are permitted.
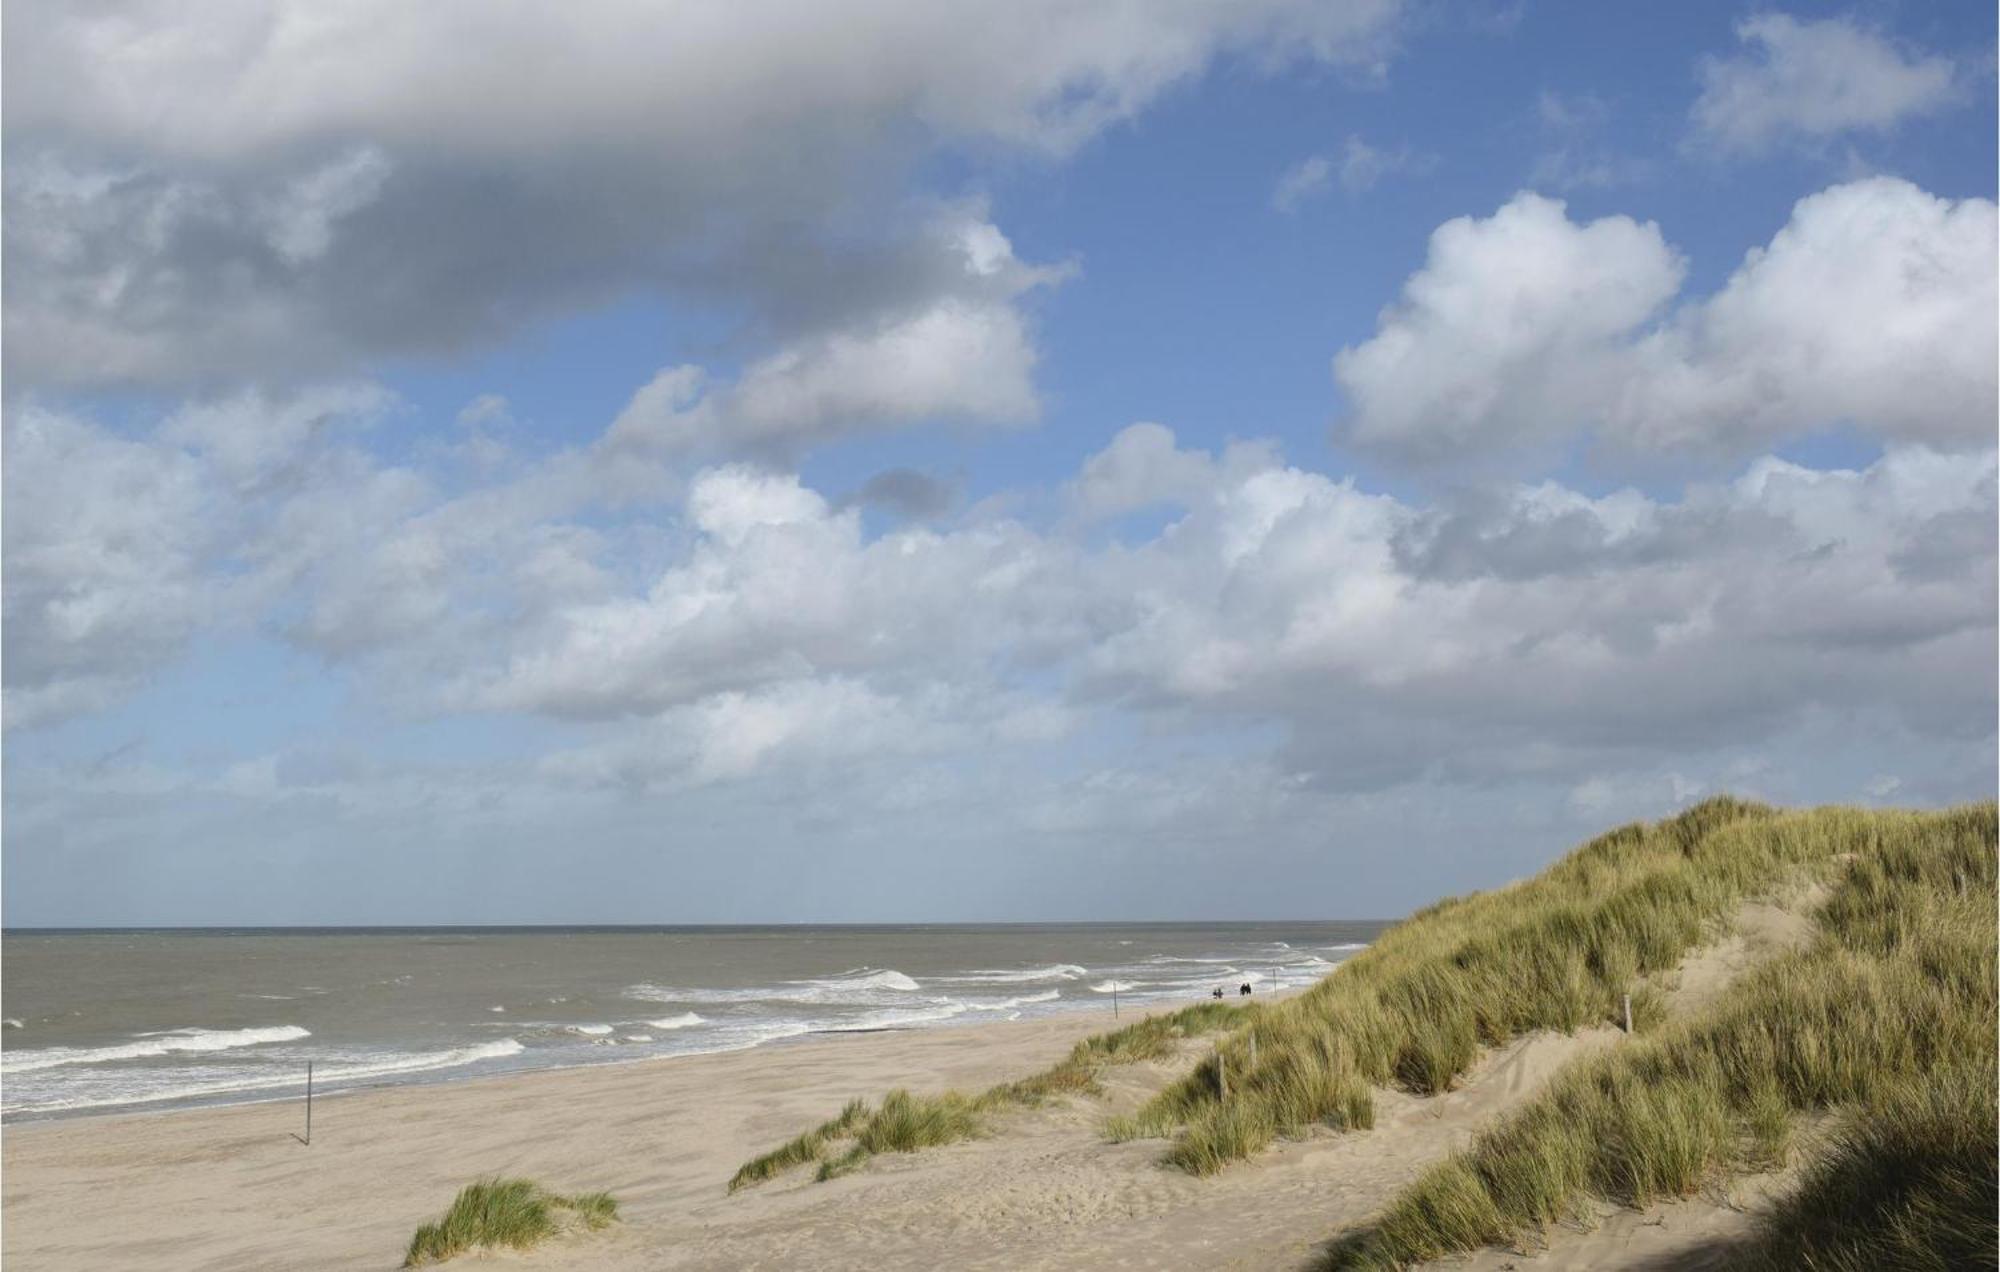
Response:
2,1026,311,1074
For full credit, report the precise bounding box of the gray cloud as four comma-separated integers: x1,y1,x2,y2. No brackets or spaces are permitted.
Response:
847,469,959,520
1,410,217,727
3,0,1404,394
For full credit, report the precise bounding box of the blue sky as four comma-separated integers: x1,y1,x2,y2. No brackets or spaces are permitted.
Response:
4,1,1995,924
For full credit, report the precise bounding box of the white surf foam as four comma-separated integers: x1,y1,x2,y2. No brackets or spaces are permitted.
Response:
7,1038,527,1115
1090,980,1138,994
1321,942,1369,952
2,1026,311,1074
965,988,1061,1011
626,967,922,1007
811,968,920,993
565,1024,614,1037
939,963,1087,984
644,1013,704,1030
816,1002,967,1032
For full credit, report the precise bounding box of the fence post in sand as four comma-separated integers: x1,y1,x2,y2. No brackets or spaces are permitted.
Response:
1622,994,1633,1035
1217,1047,1229,1100
293,1061,313,1146
1113,979,1119,1019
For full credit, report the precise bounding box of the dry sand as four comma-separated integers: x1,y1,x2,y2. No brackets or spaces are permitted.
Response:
1,995,1602,1272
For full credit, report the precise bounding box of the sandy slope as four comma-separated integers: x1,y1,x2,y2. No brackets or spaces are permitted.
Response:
1398,885,1829,1271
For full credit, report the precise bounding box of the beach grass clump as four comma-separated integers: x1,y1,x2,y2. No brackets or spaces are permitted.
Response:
1360,1156,1508,1265
856,1088,985,1155
1728,1062,1998,1271
728,1098,867,1192
731,1088,991,1188
1322,800,1997,1269
403,1178,617,1267
729,999,1252,1189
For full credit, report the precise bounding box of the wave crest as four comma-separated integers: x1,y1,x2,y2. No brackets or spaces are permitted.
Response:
940,964,1087,984
644,1013,704,1030
2,1025,311,1074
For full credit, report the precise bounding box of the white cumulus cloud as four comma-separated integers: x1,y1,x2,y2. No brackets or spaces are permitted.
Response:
1335,177,1997,464
1691,14,1961,155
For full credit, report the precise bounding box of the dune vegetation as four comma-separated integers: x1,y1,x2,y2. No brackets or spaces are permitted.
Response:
403,1177,618,1266
1325,799,1996,1268
728,999,1252,1190
728,797,1996,1267
1115,799,1991,1177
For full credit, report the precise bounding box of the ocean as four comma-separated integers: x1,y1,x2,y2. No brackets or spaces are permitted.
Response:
0,921,1384,1121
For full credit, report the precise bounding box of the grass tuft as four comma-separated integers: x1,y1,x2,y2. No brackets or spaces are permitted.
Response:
728,1001,1252,1188
727,1098,867,1192
403,1178,617,1267
1731,1062,1999,1270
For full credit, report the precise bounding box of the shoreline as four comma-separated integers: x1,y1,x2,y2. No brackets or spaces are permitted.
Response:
3,991,1289,1270
0,985,1299,1129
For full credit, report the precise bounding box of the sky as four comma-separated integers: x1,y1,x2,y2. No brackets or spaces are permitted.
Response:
3,0,1995,926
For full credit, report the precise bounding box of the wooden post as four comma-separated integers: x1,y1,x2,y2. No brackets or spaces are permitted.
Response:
293,1061,314,1146
1622,994,1633,1035
1112,979,1119,1019
1217,1047,1229,1100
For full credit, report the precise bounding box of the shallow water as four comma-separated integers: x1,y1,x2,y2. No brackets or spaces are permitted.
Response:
1,921,1383,1120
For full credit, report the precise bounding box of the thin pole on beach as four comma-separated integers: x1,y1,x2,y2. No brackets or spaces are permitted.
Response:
294,1062,313,1146
1113,979,1119,1019
1622,995,1633,1036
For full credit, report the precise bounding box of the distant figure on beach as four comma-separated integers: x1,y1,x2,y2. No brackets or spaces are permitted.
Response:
1211,987,1224,999
1239,983,1252,996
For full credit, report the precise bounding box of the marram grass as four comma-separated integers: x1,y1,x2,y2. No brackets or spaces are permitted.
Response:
1127,799,1994,1177
727,797,1997,1269
403,1177,617,1266
728,1000,1253,1189
1323,800,1996,1269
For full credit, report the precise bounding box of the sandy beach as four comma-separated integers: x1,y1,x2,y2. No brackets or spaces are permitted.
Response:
0,987,1755,1272
1,1003,1218,1271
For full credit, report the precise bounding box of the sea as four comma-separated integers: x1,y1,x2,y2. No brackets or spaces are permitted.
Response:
0,921,1385,1122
